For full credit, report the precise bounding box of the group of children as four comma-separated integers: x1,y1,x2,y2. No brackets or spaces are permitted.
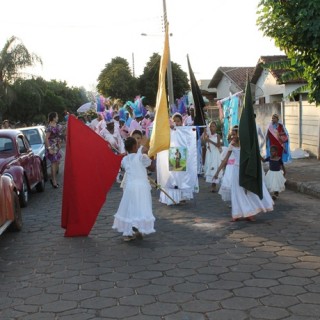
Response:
104,107,287,241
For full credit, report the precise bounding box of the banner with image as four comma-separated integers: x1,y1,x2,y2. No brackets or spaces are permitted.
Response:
157,126,199,205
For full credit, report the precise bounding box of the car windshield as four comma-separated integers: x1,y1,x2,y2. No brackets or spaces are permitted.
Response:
0,137,14,153
21,129,42,145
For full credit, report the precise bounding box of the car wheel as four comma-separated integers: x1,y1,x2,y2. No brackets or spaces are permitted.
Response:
9,192,22,232
19,176,29,208
43,159,48,182
36,170,45,193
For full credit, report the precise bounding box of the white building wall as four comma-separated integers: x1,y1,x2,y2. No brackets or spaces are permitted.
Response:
217,75,234,99
255,70,285,103
197,79,216,93
283,84,306,101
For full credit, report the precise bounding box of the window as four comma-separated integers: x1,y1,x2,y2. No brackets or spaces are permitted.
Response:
0,138,13,152
17,136,27,153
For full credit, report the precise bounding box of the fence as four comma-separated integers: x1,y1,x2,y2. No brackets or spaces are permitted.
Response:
254,101,320,159
283,101,320,159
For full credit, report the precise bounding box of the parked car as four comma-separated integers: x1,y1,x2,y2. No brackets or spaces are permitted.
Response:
19,126,49,181
0,129,45,207
0,173,22,235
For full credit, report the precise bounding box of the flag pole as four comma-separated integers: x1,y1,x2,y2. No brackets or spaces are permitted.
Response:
148,177,178,205
163,0,174,108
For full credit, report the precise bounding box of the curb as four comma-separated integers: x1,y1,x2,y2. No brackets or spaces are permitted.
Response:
285,179,320,199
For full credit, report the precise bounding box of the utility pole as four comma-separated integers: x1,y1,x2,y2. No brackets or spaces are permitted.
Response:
163,0,174,108
132,52,135,77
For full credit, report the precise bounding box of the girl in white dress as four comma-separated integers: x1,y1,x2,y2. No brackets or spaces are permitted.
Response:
112,137,156,241
218,146,235,202
215,136,274,222
120,129,148,189
218,128,238,202
263,145,286,200
202,121,222,192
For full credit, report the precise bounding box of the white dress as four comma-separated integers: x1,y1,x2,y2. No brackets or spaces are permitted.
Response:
218,146,235,202
112,153,155,236
230,146,274,219
204,133,221,183
264,158,286,193
265,170,286,193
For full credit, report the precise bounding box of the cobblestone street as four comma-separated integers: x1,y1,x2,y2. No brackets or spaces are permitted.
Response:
1,160,320,319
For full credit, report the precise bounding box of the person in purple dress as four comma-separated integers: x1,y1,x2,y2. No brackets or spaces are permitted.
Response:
45,112,63,188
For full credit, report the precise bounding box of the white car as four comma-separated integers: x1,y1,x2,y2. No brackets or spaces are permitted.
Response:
19,126,50,181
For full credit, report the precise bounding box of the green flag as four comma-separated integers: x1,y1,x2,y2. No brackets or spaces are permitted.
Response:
239,78,263,199
187,55,206,133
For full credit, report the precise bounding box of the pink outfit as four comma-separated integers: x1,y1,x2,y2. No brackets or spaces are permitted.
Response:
129,119,143,134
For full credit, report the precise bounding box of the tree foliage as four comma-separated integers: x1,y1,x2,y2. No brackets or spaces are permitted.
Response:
97,57,137,102
137,53,161,106
0,36,42,118
257,0,320,104
137,53,189,107
3,78,88,125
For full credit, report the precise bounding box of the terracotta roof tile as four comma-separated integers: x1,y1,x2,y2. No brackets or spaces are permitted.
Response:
208,67,255,90
251,55,306,84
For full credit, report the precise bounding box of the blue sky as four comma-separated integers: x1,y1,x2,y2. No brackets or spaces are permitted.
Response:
0,0,283,90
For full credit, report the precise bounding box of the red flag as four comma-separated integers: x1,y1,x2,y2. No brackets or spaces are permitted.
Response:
61,116,122,237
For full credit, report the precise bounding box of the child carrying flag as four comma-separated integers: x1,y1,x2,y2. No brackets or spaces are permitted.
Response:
112,137,156,241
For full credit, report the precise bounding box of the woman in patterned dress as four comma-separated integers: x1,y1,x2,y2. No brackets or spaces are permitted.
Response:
45,112,63,188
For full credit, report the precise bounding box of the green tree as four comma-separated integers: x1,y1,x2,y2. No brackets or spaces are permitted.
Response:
137,53,160,106
97,57,137,102
4,78,87,124
257,0,320,104
0,36,42,119
138,53,189,106
171,61,189,102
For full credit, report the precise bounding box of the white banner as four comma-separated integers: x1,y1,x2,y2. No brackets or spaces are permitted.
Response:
157,126,199,205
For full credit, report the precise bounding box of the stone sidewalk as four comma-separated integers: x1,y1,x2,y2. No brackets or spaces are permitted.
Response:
283,157,320,199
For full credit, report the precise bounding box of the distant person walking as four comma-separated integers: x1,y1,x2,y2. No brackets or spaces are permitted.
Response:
266,114,291,163
1,119,11,129
202,121,222,192
45,112,63,188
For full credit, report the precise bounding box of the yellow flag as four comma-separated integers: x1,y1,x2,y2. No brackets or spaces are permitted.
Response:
148,25,170,158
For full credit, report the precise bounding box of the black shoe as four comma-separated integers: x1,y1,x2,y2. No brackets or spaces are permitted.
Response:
132,227,143,239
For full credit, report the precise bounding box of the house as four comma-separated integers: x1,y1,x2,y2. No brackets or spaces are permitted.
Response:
197,79,217,103
251,55,308,104
208,67,256,100
207,57,319,158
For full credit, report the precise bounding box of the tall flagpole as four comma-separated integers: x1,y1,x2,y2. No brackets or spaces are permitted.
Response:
163,0,174,109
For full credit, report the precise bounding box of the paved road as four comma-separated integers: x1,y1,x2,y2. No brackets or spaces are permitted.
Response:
1,160,320,320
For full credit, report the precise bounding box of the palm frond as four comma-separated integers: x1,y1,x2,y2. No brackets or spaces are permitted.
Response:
263,59,291,70
280,68,304,83
285,84,309,100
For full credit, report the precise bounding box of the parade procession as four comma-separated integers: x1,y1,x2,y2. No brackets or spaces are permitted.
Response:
1,1,320,319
